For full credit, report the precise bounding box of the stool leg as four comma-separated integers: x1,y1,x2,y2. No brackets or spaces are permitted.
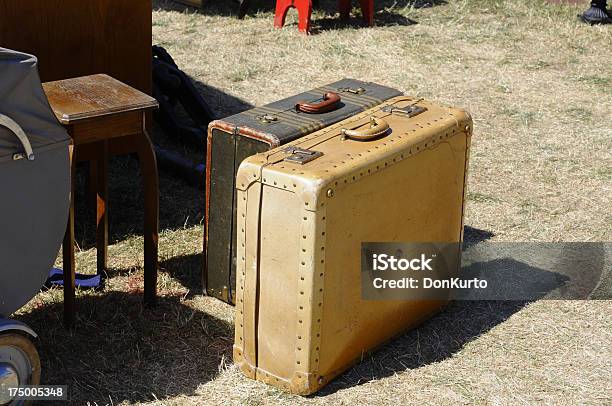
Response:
296,0,313,33
338,0,351,20
274,0,292,28
137,130,159,306
359,0,374,26
63,145,76,328
96,141,108,276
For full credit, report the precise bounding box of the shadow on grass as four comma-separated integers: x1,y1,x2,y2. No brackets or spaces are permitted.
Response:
463,225,494,249
16,291,233,404
316,261,569,394
316,299,531,395
153,0,243,16
160,253,204,295
308,11,417,34
153,0,446,25
189,80,254,120
316,240,583,395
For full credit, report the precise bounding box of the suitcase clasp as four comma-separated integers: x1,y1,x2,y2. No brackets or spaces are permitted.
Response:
337,86,366,95
256,114,279,124
381,105,427,117
283,147,323,164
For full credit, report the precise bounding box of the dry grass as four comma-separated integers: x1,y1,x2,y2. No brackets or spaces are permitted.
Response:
12,0,611,404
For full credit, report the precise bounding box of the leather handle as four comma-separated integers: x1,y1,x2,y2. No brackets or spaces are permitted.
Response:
0,113,35,160
295,92,341,114
341,117,390,141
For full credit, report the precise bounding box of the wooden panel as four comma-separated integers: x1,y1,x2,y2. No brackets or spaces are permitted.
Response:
43,74,157,124
0,0,152,96
67,111,143,145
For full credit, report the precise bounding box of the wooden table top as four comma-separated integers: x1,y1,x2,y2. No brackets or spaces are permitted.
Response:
42,74,158,125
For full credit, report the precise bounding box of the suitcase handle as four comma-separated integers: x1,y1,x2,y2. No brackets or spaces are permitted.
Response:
341,117,389,141
0,113,35,161
295,92,341,114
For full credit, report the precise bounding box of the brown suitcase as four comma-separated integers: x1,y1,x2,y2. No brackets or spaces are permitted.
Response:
233,96,472,394
204,79,402,303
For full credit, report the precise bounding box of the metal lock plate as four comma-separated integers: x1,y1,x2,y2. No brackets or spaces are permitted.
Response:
283,146,323,164
337,87,366,95
256,113,279,124
381,105,427,117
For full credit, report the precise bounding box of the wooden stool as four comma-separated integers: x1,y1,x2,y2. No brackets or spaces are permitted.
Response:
274,0,374,33
42,74,159,327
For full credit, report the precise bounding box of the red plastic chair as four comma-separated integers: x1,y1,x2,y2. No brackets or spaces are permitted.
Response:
275,0,374,34
274,0,313,33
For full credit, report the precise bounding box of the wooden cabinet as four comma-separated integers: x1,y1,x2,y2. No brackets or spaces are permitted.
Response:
0,0,152,95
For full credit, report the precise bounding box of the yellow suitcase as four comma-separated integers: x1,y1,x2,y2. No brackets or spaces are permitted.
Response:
233,96,472,394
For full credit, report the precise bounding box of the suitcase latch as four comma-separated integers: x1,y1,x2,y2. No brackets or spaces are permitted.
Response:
337,87,366,95
381,105,427,117
256,114,279,124
283,147,323,164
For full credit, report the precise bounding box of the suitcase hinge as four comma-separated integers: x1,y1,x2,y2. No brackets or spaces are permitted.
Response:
282,147,323,165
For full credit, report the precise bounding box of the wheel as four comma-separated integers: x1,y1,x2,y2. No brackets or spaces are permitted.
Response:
0,333,40,406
